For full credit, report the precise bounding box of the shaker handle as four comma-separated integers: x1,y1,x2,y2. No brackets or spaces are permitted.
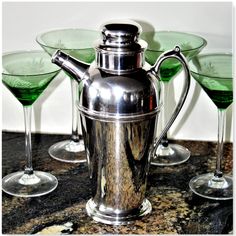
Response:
150,46,191,155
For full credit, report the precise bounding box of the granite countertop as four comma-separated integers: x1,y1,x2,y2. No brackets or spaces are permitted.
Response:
2,132,233,234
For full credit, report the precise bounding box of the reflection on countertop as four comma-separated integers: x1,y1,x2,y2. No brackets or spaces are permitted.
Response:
2,132,233,234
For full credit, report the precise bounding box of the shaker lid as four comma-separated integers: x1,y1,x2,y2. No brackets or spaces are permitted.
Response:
101,21,142,49
95,20,147,74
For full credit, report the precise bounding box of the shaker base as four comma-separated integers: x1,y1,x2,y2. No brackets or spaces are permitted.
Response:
86,198,152,225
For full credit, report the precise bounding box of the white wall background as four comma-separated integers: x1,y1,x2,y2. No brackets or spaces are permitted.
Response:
2,1,233,141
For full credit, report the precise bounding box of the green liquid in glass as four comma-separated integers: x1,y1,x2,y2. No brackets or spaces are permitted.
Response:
202,87,233,109
159,63,182,82
3,77,54,106
198,79,233,109
190,54,233,110
2,51,61,106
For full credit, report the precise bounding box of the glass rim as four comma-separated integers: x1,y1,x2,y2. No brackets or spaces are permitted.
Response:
190,52,233,80
142,30,207,52
36,27,99,51
2,50,61,77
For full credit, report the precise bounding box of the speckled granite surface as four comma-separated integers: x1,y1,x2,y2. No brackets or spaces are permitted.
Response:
2,132,233,234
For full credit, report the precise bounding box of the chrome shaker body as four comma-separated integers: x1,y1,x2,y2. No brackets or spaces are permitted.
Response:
51,20,191,225
79,66,160,225
78,22,161,224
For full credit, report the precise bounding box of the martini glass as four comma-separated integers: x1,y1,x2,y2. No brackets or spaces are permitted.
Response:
141,31,207,166
36,29,98,163
2,50,60,197
189,53,233,200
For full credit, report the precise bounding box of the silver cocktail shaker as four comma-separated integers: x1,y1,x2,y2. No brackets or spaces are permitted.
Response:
51,20,190,225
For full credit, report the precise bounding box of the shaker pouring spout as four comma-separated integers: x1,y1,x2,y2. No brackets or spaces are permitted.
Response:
52,50,90,82
52,50,68,65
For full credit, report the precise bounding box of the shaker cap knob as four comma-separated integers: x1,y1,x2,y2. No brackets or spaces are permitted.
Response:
101,20,141,47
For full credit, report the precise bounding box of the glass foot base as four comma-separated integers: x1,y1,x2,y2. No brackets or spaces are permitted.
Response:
2,171,58,197
48,139,86,163
151,143,190,166
189,173,233,200
86,198,152,225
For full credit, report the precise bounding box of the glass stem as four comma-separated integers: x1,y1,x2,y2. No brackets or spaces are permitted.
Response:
23,106,33,175
214,109,226,178
70,78,80,142
161,133,169,147
160,82,170,147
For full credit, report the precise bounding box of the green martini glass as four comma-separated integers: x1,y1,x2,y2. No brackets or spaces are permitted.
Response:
2,50,60,197
141,31,207,166
36,29,99,163
189,53,233,200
